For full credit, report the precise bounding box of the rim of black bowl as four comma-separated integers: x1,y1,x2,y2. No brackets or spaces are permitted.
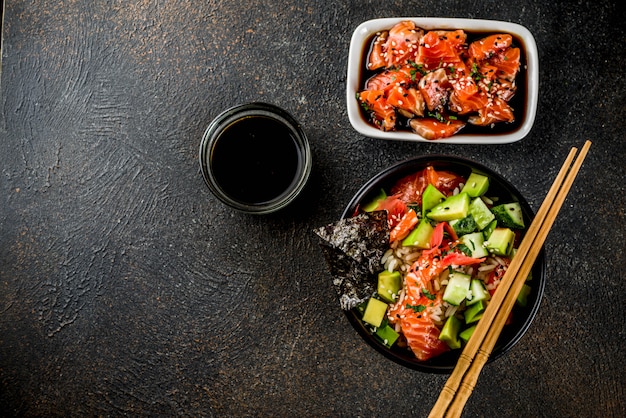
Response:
340,155,546,373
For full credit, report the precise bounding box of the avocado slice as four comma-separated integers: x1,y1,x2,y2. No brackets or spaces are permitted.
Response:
464,299,487,324
402,218,434,249
427,192,470,222
459,325,477,343
461,172,490,197
362,298,388,328
469,197,495,231
377,270,402,303
486,227,516,256
492,202,525,229
362,188,387,212
439,315,462,349
421,184,446,217
516,283,532,307
375,323,400,347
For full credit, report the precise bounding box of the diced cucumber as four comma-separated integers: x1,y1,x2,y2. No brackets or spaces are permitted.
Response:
459,232,489,259
516,283,532,307
439,315,462,349
467,279,490,306
459,325,477,343
486,227,516,256
469,197,495,231
482,219,497,240
362,188,387,212
377,270,402,303
375,323,400,347
464,299,487,324
492,202,525,229
422,184,446,217
402,218,434,249
427,192,470,222
449,215,477,236
461,172,490,197
362,298,388,327
442,271,471,306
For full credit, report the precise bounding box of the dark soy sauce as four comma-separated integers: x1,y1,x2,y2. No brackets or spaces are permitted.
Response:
359,29,528,136
211,115,300,205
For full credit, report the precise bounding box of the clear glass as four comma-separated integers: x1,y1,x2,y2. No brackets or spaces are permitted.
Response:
199,102,312,214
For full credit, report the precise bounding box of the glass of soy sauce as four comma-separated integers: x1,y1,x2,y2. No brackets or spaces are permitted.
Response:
199,102,312,214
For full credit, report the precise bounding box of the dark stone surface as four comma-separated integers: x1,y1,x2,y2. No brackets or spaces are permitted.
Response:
1,1,624,416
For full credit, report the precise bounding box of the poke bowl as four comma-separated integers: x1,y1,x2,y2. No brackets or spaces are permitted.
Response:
316,156,545,373
346,17,539,144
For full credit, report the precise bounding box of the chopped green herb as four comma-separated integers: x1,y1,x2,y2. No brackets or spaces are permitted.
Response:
406,304,426,313
422,288,436,300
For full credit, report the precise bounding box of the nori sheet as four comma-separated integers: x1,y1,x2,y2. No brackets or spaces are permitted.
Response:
314,211,390,310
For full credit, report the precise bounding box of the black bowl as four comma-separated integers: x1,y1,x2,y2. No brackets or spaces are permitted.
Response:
341,155,546,373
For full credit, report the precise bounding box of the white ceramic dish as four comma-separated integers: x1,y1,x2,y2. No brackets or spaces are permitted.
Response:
346,18,539,144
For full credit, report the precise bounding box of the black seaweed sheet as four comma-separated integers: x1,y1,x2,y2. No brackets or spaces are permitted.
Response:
314,211,390,310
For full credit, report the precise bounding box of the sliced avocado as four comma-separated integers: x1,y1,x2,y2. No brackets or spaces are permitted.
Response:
402,218,434,249
482,219,497,240
450,215,477,236
516,283,532,307
421,184,446,217
362,298,388,328
464,299,487,324
492,202,525,229
375,323,400,347
377,270,402,303
467,279,490,305
459,232,489,259
461,172,490,197
442,271,471,306
427,192,470,222
469,197,495,230
459,325,477,343
439,315,462,349
362,188,387,212
486,227,516,256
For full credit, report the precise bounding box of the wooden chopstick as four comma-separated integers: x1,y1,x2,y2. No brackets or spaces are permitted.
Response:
429,140,592,418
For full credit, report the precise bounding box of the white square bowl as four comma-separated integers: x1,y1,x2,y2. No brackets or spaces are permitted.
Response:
346,18,539,144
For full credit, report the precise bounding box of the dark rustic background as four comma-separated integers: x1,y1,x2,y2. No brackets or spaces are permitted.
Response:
1,1,624,416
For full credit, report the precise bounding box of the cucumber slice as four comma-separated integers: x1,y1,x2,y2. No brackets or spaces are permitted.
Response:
362,298,388,328
492,202,525,229
377,270,402,303
467,279,490,305
449,215,477,236
402,218,434,249
482,219,497,240
469,197,495,231
461,172,490,197
427,192,470,222
459,232,489,259
442,271,471,306
439,315,462,349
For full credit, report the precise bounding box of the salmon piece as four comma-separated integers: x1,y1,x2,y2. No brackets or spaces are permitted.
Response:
468,34,513,61
390,166,464,205
468,97,515,126
357,90,396,131
409,118,466,140
490,79,517,102
431,30,468,54
387,85,425,117
489,46,521,82
365,65,416,92
367,31,388,71
417,30,464,71
384,20,424,67
449,75,490,114
418,68,452,112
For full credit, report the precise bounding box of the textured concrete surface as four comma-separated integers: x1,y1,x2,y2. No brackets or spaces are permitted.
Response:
1,1,624,416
